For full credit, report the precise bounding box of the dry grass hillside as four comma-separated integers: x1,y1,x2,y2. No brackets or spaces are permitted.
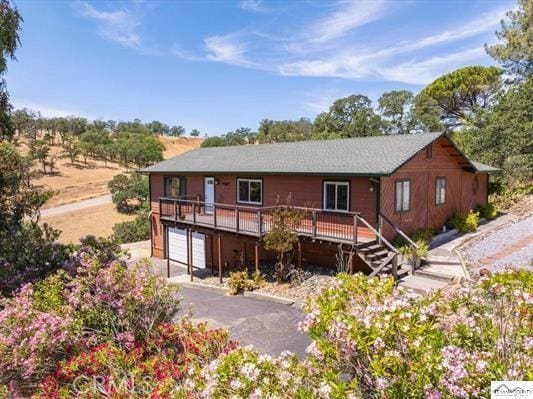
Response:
31,136,203,209
31,136,202,243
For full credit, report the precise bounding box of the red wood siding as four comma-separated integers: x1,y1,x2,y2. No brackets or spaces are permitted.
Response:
380,139,489,240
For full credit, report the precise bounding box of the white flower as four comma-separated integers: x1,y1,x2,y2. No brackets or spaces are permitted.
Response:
230,379,243,390
319,381,332,398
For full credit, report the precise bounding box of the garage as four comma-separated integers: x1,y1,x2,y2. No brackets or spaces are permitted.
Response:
168,227,206,268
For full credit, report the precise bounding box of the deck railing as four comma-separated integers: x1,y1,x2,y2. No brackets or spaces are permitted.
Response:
158,197,374,244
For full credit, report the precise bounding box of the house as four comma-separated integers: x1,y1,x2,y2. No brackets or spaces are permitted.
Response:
142,132,498,280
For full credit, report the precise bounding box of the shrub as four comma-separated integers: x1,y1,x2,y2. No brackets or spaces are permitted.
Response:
108,173,149,214
0,254,180,395
112,208,150,244
448,210,479,233
477,202,498,220
299,270,533,398
36,321,236,399
228,270,266,295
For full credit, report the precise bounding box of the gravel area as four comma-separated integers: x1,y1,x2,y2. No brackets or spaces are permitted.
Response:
461,214,533,273
193,262,338,303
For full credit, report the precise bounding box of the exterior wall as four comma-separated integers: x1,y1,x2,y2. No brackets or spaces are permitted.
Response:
380,140,489,240
150,173,379,259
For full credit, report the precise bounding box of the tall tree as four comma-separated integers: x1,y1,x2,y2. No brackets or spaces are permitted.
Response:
312,95,383,139
485,0,532,79
0,0,21,141
201,128,256,147
169,125,185,137
378,90,415,134
189,128,201,137
418,66,503,128
29,139,50,174
257,118,312,143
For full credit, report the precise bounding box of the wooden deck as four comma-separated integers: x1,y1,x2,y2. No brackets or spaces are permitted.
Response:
159,198,376,244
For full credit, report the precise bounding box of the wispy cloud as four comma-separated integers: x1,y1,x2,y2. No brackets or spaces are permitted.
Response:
239,0,265,13
309,0,387,43
76,1,142,49
204,34,254,67
379,47,486,85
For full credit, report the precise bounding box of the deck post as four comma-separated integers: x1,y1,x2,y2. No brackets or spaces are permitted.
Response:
166,226,170,278
192,203,197,224
189,230,194,282
255,241,260,273
312,211,317,237
213,205,217,228
353,215,358,244
217,234,222,284
349,249,354,274
257,210,262,235
174,200,178,221
210,235,214,276
236,209,240,232
159,198,162,217
297,239,302,270
186,229,190,275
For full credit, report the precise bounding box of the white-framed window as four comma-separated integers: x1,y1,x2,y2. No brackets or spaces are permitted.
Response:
323,181,349,212
237,178,262,205
435,176,446,205
395,179,411,212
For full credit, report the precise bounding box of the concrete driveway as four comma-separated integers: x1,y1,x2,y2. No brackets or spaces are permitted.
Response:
175,285,310,357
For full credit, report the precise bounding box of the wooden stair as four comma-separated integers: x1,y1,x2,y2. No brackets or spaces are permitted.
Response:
357,240,410,280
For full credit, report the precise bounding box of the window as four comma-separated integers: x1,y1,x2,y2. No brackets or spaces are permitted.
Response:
237,178,262,204
395,179,411,212
323,181,349,212
165,176,186,198
435,177,446,205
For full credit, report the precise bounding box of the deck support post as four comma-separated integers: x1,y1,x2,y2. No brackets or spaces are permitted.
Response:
166,226,170,278
312,211,317,237
189,230,194,282
353,215,358,244
297,239,302,270
210,235,214,276
217,234,223,284
349,249,354,274
254,241,260,273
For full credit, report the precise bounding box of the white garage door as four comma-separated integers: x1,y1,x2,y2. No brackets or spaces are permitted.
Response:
168,227,206,268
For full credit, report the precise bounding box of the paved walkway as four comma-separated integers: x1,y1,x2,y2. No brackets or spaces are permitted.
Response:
40,194,112,217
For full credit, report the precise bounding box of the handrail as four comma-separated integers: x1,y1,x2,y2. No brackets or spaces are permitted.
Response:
160,197,361,216
378,212,419,249
356,215,399,254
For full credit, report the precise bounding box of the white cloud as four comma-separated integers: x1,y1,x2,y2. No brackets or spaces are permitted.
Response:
76,1,142,49
280,53,370,79
309,0,387,43
379,47,487,84
12,101,92,119
239,0,264,13
204,34,254,67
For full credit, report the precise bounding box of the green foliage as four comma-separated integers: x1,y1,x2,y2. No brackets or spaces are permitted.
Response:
0,0,22,141
485,0,532,79
257,118,312,143
61,135,80,164
202,127,256,147
378,90,416,134
112,209,150,244
448,210,479,233
461,77,532,186
108,172,149,213
311,94,383,139
477,202,498,220
412,92,444,132
227,270,265,295
489,183,532,210
190,128,201,137
263,195,303,283
419,65,503,127
29,139,50,173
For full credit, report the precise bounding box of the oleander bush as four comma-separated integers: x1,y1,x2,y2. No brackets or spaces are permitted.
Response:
0,253,180,396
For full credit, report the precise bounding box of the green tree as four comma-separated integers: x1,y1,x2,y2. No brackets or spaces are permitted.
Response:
169,125,185,137
0,0,22,141
62,135,81,164
108,173,149,213
378,90,415,134
148,120,169,135
419,66,503,127
30,139,50,174
462,77,533,185
412,93,444,132
485,0,532,79
189,128,201,137
311,95,383,139
257,118,313,143
201,127,256,147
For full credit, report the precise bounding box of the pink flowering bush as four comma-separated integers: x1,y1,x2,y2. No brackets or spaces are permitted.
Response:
0,254,180,396
299,270,532,398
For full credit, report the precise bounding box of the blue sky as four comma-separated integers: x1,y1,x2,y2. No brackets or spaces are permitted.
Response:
7,0,514,136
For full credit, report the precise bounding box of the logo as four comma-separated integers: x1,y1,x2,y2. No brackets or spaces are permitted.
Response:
491,381,533,398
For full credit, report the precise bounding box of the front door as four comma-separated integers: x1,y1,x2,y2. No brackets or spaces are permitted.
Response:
204,176,215,214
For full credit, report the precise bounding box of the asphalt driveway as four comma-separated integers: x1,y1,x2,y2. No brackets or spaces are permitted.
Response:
175,285,310,357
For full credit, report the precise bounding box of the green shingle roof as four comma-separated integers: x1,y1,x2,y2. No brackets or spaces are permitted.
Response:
470,161,501,174
141,132,496,176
